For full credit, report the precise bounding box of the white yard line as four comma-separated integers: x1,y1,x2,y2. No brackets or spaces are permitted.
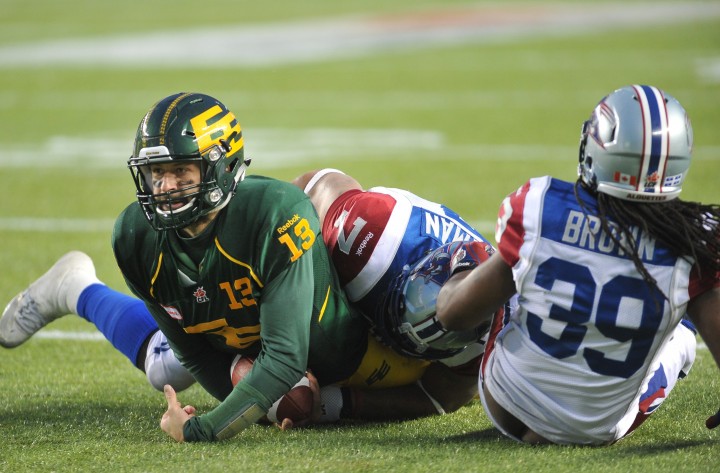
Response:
0,3,718,68
36,330,105,341
0,217,116,233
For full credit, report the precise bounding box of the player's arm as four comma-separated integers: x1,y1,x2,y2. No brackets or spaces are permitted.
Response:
436,183,526,333
687,285,720,428
689,286,720,368
436,252,516,332
290,169,362,223
181,200,319,442
237,250,315,407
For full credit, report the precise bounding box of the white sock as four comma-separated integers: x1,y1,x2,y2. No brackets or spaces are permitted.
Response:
62,270,102,314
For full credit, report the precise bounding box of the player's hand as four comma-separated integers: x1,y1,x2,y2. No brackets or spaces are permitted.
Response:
277,371,321,431
161,384,196,442
706,408,720,429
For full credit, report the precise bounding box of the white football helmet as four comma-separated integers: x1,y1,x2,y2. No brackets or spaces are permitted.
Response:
578,85,693,202
374,241,493,360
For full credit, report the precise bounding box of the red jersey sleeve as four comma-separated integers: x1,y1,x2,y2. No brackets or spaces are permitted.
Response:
495,180,531,267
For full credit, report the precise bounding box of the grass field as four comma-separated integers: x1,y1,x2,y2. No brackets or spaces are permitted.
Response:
1,1,719,471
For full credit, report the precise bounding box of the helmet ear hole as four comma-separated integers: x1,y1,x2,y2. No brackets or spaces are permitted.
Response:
226,157,239,173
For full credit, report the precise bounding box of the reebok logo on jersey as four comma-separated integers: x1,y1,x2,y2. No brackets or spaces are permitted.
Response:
355,232,374,256
277,214,300,234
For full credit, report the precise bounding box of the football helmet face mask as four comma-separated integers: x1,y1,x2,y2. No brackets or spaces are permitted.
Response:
128,92,251,231
578,85,693,202
375,241,492,360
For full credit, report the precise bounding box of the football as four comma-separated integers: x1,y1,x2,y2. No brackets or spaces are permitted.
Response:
229,354,315,425
229,354,255,387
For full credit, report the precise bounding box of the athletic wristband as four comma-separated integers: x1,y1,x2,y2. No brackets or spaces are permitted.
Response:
317,385,344,423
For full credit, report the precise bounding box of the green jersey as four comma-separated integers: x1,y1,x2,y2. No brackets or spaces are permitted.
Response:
112,176,368,441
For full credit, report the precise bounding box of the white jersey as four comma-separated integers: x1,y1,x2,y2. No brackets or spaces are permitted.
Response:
484,176,708,444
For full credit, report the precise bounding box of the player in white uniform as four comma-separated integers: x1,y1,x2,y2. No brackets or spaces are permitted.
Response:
1,169,494,422
436,85,720,445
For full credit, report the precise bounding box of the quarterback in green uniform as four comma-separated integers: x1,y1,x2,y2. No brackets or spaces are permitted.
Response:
113,92,369,442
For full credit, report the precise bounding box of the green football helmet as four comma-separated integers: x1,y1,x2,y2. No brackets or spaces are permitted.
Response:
128,92,251,230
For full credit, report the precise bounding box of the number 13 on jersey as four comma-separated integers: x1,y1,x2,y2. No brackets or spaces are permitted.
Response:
277,216,316,262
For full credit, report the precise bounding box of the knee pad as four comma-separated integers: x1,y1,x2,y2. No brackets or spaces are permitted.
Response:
144,331,196,392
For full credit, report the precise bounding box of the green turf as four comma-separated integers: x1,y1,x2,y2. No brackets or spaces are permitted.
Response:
1,1,719,471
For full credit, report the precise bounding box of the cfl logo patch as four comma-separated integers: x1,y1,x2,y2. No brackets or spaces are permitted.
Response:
193,286,210,303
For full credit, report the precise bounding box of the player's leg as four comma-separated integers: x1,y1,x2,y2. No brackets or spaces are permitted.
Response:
0,251,101,347
622,318,697,438
420,342,483,413
325,336,462,421
141,329,196,391
0,251,194,391
76,281,158,370
77,282,195,391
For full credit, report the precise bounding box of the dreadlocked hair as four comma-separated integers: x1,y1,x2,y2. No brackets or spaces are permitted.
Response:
574,179,720,298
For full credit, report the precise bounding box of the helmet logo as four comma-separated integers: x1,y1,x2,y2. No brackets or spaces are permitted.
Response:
137,145,171,160
189,105,243,157
410,244,454,285
644,171,660,189
193,286,210,304
588,101,617,148
663,173,683,187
